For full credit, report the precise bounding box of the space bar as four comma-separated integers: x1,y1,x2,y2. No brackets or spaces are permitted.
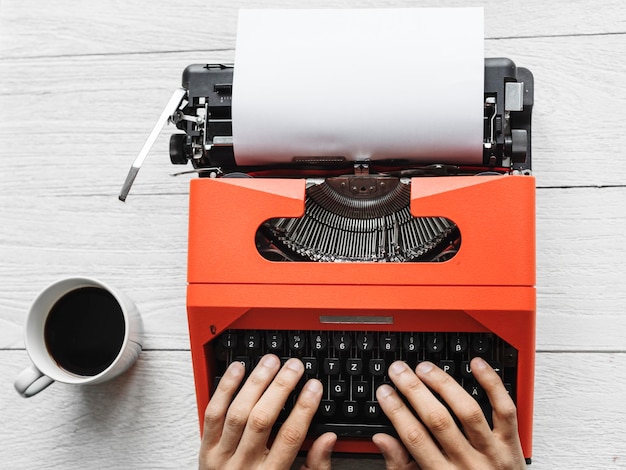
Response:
310,423,397,438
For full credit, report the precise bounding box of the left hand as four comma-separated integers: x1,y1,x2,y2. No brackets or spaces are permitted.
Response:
199,354,336,470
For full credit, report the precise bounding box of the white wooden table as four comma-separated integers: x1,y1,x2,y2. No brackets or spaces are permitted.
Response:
2,1,626,468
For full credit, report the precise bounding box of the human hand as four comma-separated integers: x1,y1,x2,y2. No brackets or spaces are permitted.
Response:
373,357,527,470
199,354,337,470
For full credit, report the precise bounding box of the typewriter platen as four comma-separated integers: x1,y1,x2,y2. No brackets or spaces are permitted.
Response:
120,58,535,461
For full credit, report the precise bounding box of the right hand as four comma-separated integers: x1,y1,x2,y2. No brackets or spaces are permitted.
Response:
373,357,527,470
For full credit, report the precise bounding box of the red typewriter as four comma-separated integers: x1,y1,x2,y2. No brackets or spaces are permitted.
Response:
120,58,535,462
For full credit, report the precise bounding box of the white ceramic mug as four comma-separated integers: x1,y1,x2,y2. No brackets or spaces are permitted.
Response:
14,277,143,398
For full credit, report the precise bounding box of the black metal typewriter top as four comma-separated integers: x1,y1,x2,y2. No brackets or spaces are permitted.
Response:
169,59,533,176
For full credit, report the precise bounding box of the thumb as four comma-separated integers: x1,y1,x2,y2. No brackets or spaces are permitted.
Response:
300,432,337,470
372,433,421,470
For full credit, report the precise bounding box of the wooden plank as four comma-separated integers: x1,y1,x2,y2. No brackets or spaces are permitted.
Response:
532,352,626,468
2,350,625,469
536,186,626,351
0,193,190,349
2,0,626,59
3,350,200,470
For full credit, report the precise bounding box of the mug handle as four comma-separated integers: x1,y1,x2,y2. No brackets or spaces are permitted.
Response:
14,364,54,397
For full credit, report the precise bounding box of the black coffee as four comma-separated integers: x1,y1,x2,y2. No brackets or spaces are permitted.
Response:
44,287,125,376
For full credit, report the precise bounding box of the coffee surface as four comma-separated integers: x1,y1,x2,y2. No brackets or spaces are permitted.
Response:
44,287,125,376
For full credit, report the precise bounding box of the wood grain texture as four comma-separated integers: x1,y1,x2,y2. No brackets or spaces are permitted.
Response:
2,0,626,59
2,350,200,470
2,0,626,468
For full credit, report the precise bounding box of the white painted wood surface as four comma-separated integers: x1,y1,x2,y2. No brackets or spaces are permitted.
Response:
1,1,625,468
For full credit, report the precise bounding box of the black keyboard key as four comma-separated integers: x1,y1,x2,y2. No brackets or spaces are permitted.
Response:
403,333,419,352
266,332,284,351
472,334,491,354
319,400,336,417
365,401,381,418
380,334,397,352
288,333,305,351
439,360,455,376
489,361,503,377
324,358,341,375
220,332,237,349
333,333,351,351
450,334,468,354
302,357,318,375
369,359,386,376
346,358,363,375
311,332,328,351
461,360,473,378
503,346,518,367
426,333,443,353
331,380,347,397
343,401,358,417
465,383,485,401
243,332,261,349
353,380,369,398
356,333,375,351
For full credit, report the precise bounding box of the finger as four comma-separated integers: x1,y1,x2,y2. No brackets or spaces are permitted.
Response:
387,361,471,460
299,431,337,470
376,383,447,469
267,378,325,467
201,361,246,449
471,357,521,444
415,361,494,451
237,358,305,457
372,433,421,470
219,354,281,455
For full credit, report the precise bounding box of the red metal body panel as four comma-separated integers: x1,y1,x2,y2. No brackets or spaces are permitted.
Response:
186,175,536,459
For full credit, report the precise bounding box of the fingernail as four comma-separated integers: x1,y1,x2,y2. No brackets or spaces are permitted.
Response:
388,361,407,375
228,361,245,376
305,379,322,393
377,384,394,398
473,357,487,370
286,358,303,372
261,354,279,368
417,361,433,373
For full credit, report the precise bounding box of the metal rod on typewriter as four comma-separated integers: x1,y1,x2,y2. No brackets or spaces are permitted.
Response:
118,87,187,201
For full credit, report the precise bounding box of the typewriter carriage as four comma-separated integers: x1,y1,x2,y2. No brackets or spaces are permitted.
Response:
167,58,533,176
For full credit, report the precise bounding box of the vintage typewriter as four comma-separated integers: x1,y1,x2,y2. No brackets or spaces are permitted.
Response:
120,58,535,462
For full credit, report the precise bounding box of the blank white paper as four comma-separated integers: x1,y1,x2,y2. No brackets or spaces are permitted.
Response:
232,8,484,166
